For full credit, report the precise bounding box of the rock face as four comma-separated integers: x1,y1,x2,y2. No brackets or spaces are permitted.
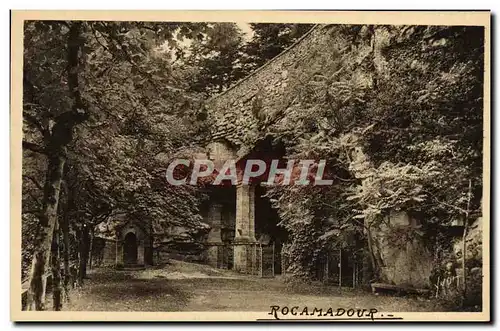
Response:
453,216,482,261
348,141,434,288
370,211,433,288
91,237,117,267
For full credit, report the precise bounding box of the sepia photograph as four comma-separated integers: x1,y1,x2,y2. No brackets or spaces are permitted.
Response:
10,10,490,322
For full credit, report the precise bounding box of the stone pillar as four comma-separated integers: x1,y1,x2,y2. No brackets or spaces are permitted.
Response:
234,184,257,273
137,240,145,265
207,203,223,268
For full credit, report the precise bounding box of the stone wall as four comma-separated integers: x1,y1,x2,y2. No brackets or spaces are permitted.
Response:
206,25,327,154
206,140,237,169
92,237,117,267
153,247,206,265
205,24,379,156
221,203,236,241
206,203,223,267
101,238,117,266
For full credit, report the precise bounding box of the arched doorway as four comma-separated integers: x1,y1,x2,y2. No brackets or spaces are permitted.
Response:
123,232,138,265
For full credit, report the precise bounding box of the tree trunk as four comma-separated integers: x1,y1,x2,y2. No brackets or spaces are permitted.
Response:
462,179,472,301
51,220,62,311
88,226,94,271
26,151,66,311
25,21,87,311
462,219,468,298
61,214,71,302
364,220,380,281
78,224,90,285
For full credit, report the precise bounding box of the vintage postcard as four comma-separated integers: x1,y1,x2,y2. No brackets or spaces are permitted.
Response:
10,10,490,322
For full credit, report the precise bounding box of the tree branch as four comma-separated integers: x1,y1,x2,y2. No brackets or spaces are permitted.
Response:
23,175,44,191
90,23,111,54
22,141,46,154
96,23,201,101
22,208,42,216
66,21,89,124
23,111,50,141
425,191,468,214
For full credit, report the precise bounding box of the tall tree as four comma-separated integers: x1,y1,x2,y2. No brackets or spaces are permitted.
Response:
187,23,247,95
24,21,89,311
242,23,314,71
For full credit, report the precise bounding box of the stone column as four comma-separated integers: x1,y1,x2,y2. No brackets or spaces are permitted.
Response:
137,240,145,265
207,203,223,268
234,184,257,273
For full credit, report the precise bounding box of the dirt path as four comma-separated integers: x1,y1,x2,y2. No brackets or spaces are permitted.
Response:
65,260,444,312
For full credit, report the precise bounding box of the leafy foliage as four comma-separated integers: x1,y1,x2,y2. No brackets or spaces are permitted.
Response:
21,21,213,286
186,23,248,95
243,23,315,71
186,23,314,96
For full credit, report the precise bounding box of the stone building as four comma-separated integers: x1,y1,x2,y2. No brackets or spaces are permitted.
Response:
92,217,154,269
92,25,350,274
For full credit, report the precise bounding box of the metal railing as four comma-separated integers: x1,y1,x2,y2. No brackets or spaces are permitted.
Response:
205,242,276,277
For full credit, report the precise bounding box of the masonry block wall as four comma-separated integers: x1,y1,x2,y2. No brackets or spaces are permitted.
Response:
372,211,433,288
205,24,386,156
102,239,117,266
